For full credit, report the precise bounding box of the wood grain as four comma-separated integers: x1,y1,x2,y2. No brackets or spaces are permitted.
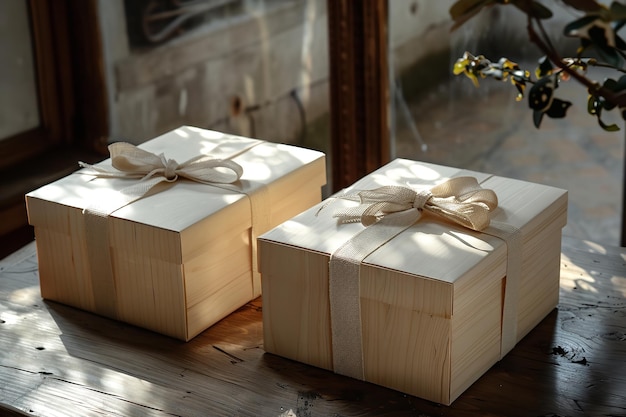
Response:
259,159,569,404
25,128,326,341
0,236,624,416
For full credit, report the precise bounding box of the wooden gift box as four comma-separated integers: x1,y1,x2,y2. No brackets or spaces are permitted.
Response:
26,126,326,341
258,158,567,405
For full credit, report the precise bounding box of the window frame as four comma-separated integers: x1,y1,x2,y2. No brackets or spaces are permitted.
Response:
0,0,108,171
327,0,390,192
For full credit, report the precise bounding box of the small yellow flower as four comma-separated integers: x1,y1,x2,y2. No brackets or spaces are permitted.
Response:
453,52,482,87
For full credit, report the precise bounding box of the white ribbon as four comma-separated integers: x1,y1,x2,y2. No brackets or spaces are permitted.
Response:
326,176,520,380
78,142,247,317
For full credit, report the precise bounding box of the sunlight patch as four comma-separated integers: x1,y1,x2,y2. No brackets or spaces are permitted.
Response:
174,128,189,138
611,276,626,297
9,286,40,305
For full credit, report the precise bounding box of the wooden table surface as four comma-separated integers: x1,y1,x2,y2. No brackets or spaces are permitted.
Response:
0,236,624,417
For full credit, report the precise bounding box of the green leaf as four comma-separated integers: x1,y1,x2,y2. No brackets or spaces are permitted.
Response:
609,2,626,21
562,0,603,12
587,95,596,114
614,18,626,32
598,80,619,110
450,0,489,18
603,78,619,91
512,0,553,19
589,98,620,130
602,86,626,113
614,33,626,50
533,110,544,128
588,26,623,66
615,75,626,91
531,1,554,18
545,99,572,118
536,56,553,78
564,15,599,36
528,76,556,111
449,0,496,30
598,117,620,131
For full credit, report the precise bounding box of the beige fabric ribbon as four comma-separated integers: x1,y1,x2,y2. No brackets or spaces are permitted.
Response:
78,142,247,317
79,142,244,185
332,177,498,230
327,176,520,380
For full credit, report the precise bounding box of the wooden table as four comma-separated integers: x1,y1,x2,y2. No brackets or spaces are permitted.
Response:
0,236,624,417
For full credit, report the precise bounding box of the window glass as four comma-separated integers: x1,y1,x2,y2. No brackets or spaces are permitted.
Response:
389,1,624,246
104,0,330,193
111,0,330,160
0,0,40,141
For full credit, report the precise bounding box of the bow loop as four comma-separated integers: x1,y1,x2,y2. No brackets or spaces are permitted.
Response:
109,143,165,173
177,156,244,184
429,176,498,210
332,176,498,231
79,142,243,185
333,185,418,226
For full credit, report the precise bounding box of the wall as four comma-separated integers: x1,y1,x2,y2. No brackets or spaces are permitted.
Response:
97,0,590,147
99,0,330,146
389,0,455,76
0,0,39,140
96,0,486,147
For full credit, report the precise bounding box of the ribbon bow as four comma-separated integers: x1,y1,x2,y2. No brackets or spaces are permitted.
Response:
77,141,247,319
79,142,243,184
327,175,512,382
333,176,498,231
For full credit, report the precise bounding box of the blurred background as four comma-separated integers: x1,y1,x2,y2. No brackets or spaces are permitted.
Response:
1,0,623,258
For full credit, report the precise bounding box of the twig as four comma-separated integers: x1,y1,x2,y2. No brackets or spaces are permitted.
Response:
525,6,626,107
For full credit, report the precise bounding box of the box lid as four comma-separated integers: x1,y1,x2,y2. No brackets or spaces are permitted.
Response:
26,126,325,233
260,158,567,284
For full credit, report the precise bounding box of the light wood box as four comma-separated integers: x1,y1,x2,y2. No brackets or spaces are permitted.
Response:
26,126,326,341
259,158,567,405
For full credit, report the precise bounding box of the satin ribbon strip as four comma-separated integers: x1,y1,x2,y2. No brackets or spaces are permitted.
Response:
326,175,521,380
330,208,427,380
247,184,270,296
485,221,522,358
77,141,263,317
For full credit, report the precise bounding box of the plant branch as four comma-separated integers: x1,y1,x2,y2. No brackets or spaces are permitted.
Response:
534,5,556,53
589,59,626,73
526,9,626,108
